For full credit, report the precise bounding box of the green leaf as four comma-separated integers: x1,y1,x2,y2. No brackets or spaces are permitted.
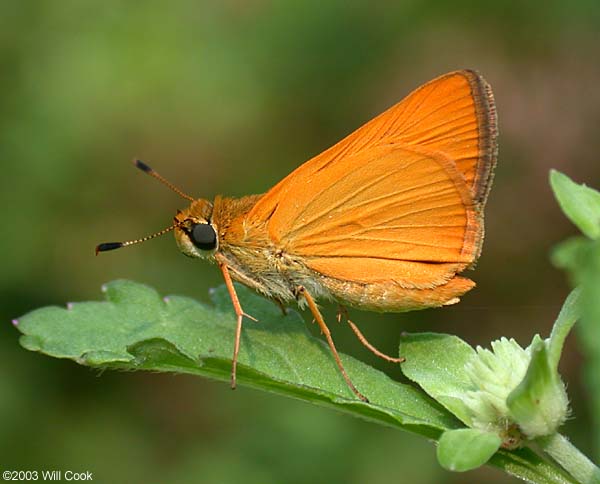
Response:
547,288,581,371
14,280,582,482
507,337,568,438
490,447,578,484
16,280,457,437
551,236,590,273
437,428,501,472
552,236,600,458
399,332,476,426
550,170,600,239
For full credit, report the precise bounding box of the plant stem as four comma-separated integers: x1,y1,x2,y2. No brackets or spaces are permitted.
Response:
538,433,600,484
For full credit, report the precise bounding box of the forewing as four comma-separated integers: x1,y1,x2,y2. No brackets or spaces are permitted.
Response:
243,70,497,287
248,69,497,224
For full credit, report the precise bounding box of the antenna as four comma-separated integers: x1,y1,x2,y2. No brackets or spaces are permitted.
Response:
95,222,181,255
133,159,194,202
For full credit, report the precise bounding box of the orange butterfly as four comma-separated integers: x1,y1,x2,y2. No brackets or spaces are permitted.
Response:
97,70,497,402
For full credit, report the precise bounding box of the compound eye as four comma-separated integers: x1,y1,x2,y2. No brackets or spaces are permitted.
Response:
190,223,217,251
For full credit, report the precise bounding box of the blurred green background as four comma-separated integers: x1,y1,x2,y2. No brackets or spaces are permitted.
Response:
2,1,599,482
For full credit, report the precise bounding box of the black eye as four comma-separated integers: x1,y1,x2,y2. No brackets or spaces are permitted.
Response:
190,223,217,251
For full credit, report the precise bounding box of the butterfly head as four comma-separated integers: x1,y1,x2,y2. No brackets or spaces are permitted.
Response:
173,199,219,259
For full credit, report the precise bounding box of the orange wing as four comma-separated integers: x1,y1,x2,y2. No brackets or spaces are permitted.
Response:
245,70,497,288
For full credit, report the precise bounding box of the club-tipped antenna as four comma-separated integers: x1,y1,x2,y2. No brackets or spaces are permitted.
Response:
133,159,194,202
95,221,181,255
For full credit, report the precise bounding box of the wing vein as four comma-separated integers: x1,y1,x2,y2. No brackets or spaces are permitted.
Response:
392,90,473,138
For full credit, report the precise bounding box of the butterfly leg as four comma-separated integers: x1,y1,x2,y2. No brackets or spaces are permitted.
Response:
297,286,368,403
218,261,257,390
338,306,405,364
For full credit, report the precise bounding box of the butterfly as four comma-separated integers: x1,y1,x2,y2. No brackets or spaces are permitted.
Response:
97,70,498,402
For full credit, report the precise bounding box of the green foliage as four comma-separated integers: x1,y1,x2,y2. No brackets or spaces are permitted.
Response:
437,429,502,472
399,333,478,427
17,279,458,436
399,292,586,479
506,336,568,440
547,289,581,370
551,171,600,462
16,280,580,483
400,327,570,442
550,170,600,239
